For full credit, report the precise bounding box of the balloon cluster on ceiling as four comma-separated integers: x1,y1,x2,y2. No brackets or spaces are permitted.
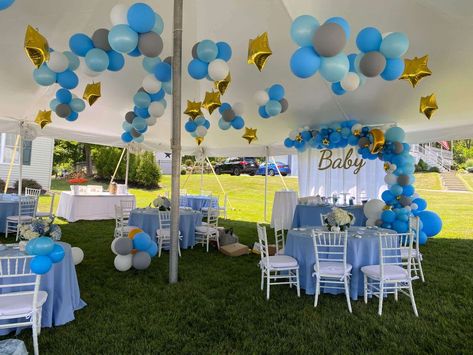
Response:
218,102,245,131
254,84,288,119
289,15,409,95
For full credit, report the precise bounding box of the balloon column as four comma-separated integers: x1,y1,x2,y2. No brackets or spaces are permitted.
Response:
188,40,232,82
111,228,157,271
254,84,288,119
217,102,245,131
25,237,65,275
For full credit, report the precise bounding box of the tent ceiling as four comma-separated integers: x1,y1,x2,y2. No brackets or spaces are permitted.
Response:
0,0,472,155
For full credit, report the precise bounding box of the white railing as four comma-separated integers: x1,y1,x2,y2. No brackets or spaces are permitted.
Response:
411,144,452,172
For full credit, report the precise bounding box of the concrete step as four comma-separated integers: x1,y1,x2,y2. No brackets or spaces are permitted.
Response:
440,172,469,191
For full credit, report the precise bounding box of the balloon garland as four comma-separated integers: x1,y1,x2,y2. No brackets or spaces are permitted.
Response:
25,237,65,275
254,84,288,119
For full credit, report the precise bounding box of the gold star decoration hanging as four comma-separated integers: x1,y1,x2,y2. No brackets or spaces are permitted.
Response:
242,127,258,144
295,134,303,143
24,25,50,68
83,82,101,106
195,137,204,146
322,138,330,146
419,93,438,119
184,100,203,119
214,72,231,95
202,90,221,115
399,55,432,88
247,32,272,72
34,109,52,129
384,162,390,172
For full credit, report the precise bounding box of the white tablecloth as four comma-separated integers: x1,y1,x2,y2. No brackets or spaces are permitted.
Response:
270,190,298,230
56,191,136,222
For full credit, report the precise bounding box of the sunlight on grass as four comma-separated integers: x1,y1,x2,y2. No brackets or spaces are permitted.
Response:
414,172,442,190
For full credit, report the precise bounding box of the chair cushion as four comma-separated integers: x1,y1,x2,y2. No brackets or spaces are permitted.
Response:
361,264,409,281
195,226,218,234
35,212,52,218
6,216,33,222
263,255,298,269
156,228,182,238
0,291,47,317
401,248,422,259
316,261,352,277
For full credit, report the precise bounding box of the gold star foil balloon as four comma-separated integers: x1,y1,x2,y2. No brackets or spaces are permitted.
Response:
196,137,204,145
247,32,272,71
242,127,258,144
24,25,50,68
368,128,385,154
419,93,438,119
34,110,52,129
83,82,101,106
202,90,221,115
214,72,231,95
399,55,432,88
322,138,330,146
184,100,203,119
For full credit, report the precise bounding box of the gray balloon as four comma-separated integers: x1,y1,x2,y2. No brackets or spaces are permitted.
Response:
125,111,136,123
222,108,235,122
312,22,346,57
393,141,404,154
92,28,112,52
359,51,386,77
399,196,412,207
163,56,172,65
397,174,410,186
191,42,199,59
115,238,133,256
56,104,71,118
132,251,151,270
358,137,370,148
138,32,163,58
130,128,141,138
279,98,289,113
375,219,383,227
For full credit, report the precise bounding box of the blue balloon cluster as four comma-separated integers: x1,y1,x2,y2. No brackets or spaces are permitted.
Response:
33,52,80,90
331,53,365,95
217,103,245,131
256,84,288,118
188,40,232,81
25,237,65,275
50,88,85,122
184,115,210,140
0,0,14,11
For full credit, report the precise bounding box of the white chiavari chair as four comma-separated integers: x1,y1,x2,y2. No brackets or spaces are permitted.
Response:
5,197,36,240
274,225,285,255
320,213,329,226
156,210,182,257
35,191,56,219
407,216,425,282
195,205,219,252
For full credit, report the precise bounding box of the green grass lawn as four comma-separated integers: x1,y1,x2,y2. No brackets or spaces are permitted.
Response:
413,172,442,190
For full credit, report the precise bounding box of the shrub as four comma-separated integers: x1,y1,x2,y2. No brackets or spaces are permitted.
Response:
134,152,161,189
465,159,473,168
429,166,440,173
0,178,5,192
181,169,187,175
415,159,429,172
184,159,193,167
14,179,43,193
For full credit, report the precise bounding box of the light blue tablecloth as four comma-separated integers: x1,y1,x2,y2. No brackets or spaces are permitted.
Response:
0,194,20,232
0,242,86,334
291,204,367,229
284,226,394,300
179,195,218,211
128,208,202,249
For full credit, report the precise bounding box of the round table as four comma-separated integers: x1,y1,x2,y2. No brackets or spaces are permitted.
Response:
0,194,20,233
128,208,202,249
271,190,298,230
291,204,366,229
284,226,395,300
179,195,218,211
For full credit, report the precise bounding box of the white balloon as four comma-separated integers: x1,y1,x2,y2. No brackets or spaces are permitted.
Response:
196,126,207,137
82,64,101,77
48,52,69,73
363,199,385,219
384,173,397,185
288,130,298,140
351,123,362,134
366,218,377,227
111,238,119,255
254,90,269,106
208,59,229,81
147,116,158,126
71,247,84,265
149,101,165,118
410,203,418,210
388,164,397,173
114,254,132,272
142,74,162,94
233,102,245,116
110,4,128,26
341,72,360,92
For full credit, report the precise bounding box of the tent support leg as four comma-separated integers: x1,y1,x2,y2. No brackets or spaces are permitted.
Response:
200,158,204,194
206,156,234,210
169,0,183,284
125,149,130,188
271,157,288,191
264,147,269,222
4,134,20,194
110,148,126,185
18,134,23,195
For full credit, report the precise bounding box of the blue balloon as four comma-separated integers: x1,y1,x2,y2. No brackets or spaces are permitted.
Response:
381,222,392,229
69,33,94,57
154,62,172,82
216,42,232,62
392,220,409,233
0,0,15,10
330,132,341,143
203,119,210,129
134,135,144,143
152,12,164,35
185,120,197,132
121,131,133,143
122,121,132,131
381,58,405,81
231,116,244,130
25,238,38,255
347,53,357,72
294,140,305,150
188,58,208,79
290,15,320,47
319,53,349,83
301,131,312,141
49,99,60,111
268,84,285,101
258,105,270,119
138,125,148,134
85,48,109,72
57,70,78,89
63,51,80,71
134,92,151,108
380,32,409,59
381,210,396,223
418,231,428,245
142,56,161,73
265,100,282,116
66,111,78,122
290,46,321,78
107,51,125,71
196,40,218,63
413,198,427,211
146,241,158,257
348,134,359,146
149,89,165,102
33,64,56,86
32,237,54,256
331,82,345,95
397,214,409,222
127,46,141,57
390,184,403,196
132,117,148,131
108,24,139,53
418,211,442,237
219,103,231,114
385,126,406,142
284,138,294,148
162,80,172,95
49,244,65,263
356,27,382,52
218,119,231,130
127,3,155,33
133,232,152,251
341,127,351,138
194,116,205,126
30,255,52,275
56,89,72,104
134,106,150,118
325,17,350,39
70,98,85,112
403,185,415,196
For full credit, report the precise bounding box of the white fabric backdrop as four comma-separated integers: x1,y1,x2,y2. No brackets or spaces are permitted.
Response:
298,148,387,201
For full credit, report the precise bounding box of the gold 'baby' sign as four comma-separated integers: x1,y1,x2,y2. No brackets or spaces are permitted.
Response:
318,148,366,174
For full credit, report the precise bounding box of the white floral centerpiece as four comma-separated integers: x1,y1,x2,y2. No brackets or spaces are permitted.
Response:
19,218,62,241
323,208,355,231
150,195,171,211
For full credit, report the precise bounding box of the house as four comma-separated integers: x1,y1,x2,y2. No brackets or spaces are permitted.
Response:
0,132,54,191
155,152,172,175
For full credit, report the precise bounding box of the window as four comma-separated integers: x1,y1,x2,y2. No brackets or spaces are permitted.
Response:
0,133,32,166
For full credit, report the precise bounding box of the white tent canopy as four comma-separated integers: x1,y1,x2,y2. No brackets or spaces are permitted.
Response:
1,0,472,156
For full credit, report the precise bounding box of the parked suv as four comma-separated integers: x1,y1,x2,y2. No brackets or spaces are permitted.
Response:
214,157,259,176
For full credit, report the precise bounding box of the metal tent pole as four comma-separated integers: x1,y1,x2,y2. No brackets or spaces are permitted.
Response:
110,148,126,185
264,147,269,222
271,157,288,191
200,158,204,194
125,148,130,188
18,134,23,195
169,0,183,284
